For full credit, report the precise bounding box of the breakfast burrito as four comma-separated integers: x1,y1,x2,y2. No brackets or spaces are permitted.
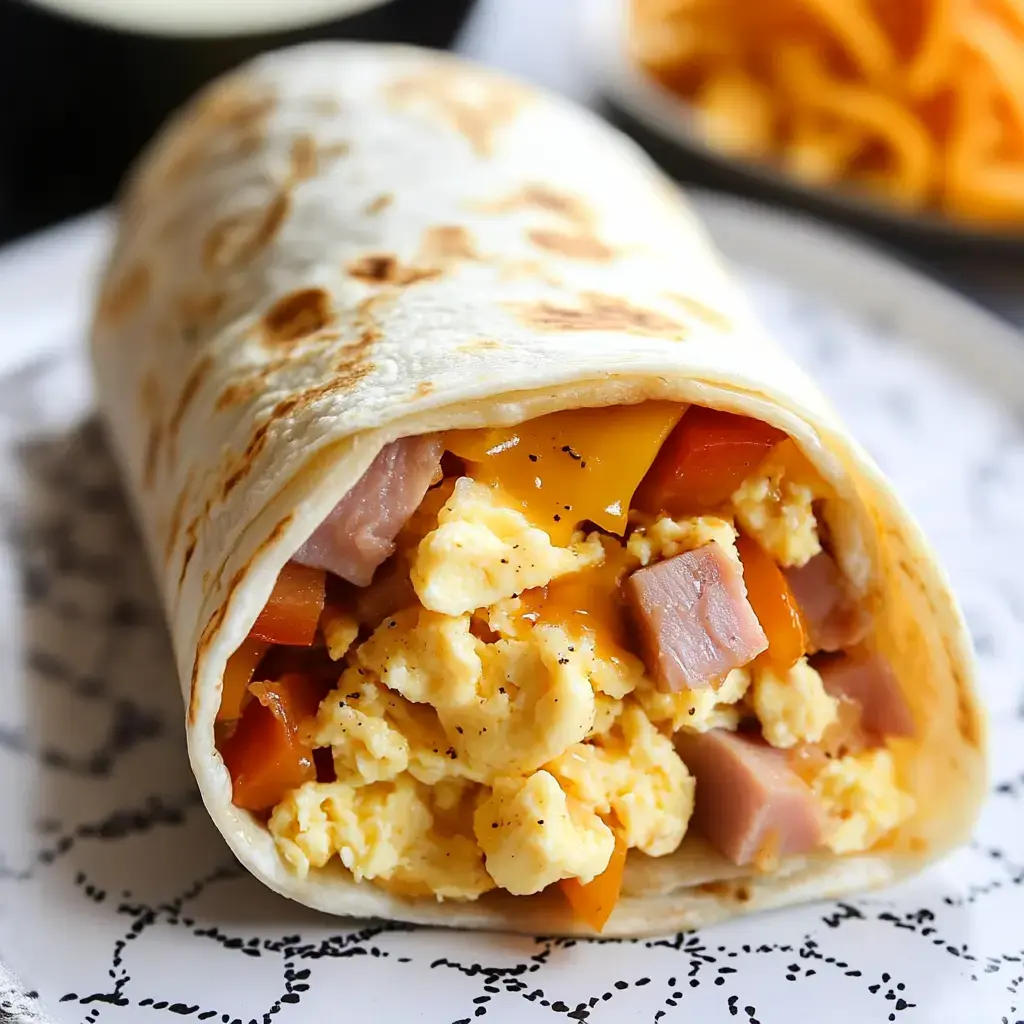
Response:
90,42,986,936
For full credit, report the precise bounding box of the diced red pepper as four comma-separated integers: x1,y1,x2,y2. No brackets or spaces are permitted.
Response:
634,407,786,514
736,534,807,672
249,562,326,646
559,830,627,933
217,638,269,723
220,673,326,812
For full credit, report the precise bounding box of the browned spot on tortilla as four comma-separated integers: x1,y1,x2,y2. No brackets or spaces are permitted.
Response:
319,140,351,161
365,193,393,215
528,228,613,261
179,537,198,591
138,372,160,415
347,254,441,286
310,95,341,115
285,330,377,409
511,292,685,338
221,418,275,501
416,381,434,397
195,80,276,134
96,263,150,327
177,290,225,344
203,191,290,273
214,355,298,413
215,379,260,412
152,145,207,198
262,288,334,346
289,134,318,182
355,292,395,326
163,471,193,565
458,338,502,352
666,292,732,331
476,184,593,227
189,605,224,723
416,225,479,266
142,421,163,492
735,884,751,903
168,355,214,443
384,68,526,158
498,259,563,287
950,658,980,748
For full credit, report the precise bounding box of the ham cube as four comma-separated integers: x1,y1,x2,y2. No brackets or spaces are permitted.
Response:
784,550,870,653
625,541,767,691
817,651,915,741
676,728,825,866
294,435,443,587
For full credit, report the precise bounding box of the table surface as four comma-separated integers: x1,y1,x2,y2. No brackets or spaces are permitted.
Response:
459,0,1024,328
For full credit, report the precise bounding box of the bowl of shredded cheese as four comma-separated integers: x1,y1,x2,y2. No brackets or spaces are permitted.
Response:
584,0,1024,248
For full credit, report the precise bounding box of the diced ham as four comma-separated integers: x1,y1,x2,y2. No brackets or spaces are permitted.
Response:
344,554,419,627
784,550,870,653
676,728,825,866
817,651,915,741
294,435,443,587
625,542,768,691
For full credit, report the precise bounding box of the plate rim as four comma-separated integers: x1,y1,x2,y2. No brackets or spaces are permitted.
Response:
691,188,1024,407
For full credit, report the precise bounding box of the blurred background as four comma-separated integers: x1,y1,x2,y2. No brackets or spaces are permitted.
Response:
0,0,1022,320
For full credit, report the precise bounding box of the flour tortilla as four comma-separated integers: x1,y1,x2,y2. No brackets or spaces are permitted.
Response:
89,42,986,936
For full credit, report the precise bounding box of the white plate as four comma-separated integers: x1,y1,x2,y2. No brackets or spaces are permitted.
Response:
1,194,1023,1024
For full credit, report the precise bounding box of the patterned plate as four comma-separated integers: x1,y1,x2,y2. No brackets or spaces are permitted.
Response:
1,194,1022,1024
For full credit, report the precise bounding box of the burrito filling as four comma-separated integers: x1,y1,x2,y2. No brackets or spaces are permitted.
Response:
215,402,915,930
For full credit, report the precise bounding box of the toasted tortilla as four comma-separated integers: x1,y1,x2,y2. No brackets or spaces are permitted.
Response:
89,42,986,937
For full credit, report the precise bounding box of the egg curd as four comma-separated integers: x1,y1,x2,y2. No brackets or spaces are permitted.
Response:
219,404,915,918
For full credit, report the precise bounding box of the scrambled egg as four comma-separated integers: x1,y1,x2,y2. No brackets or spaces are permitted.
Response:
269,775,494,899
412,478,604,616
751,657,838,749
546,704,694,857
731,443,825,568
627,513,739,566
634,667,751,733
811,749,916,854
265,447,905,903
474,772,615,894
321,607,359,661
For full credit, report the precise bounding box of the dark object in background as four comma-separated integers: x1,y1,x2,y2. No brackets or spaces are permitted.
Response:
0,0,477,244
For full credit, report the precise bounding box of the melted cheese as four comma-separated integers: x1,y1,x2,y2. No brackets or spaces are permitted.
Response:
445,402,684,545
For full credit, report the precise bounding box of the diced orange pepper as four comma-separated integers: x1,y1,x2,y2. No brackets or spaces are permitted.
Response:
219,673,325,812
249,562,326,646
736,534,807,671
445,402,684,546
634,407,786,514
217,638,270,722
559,830,627,933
